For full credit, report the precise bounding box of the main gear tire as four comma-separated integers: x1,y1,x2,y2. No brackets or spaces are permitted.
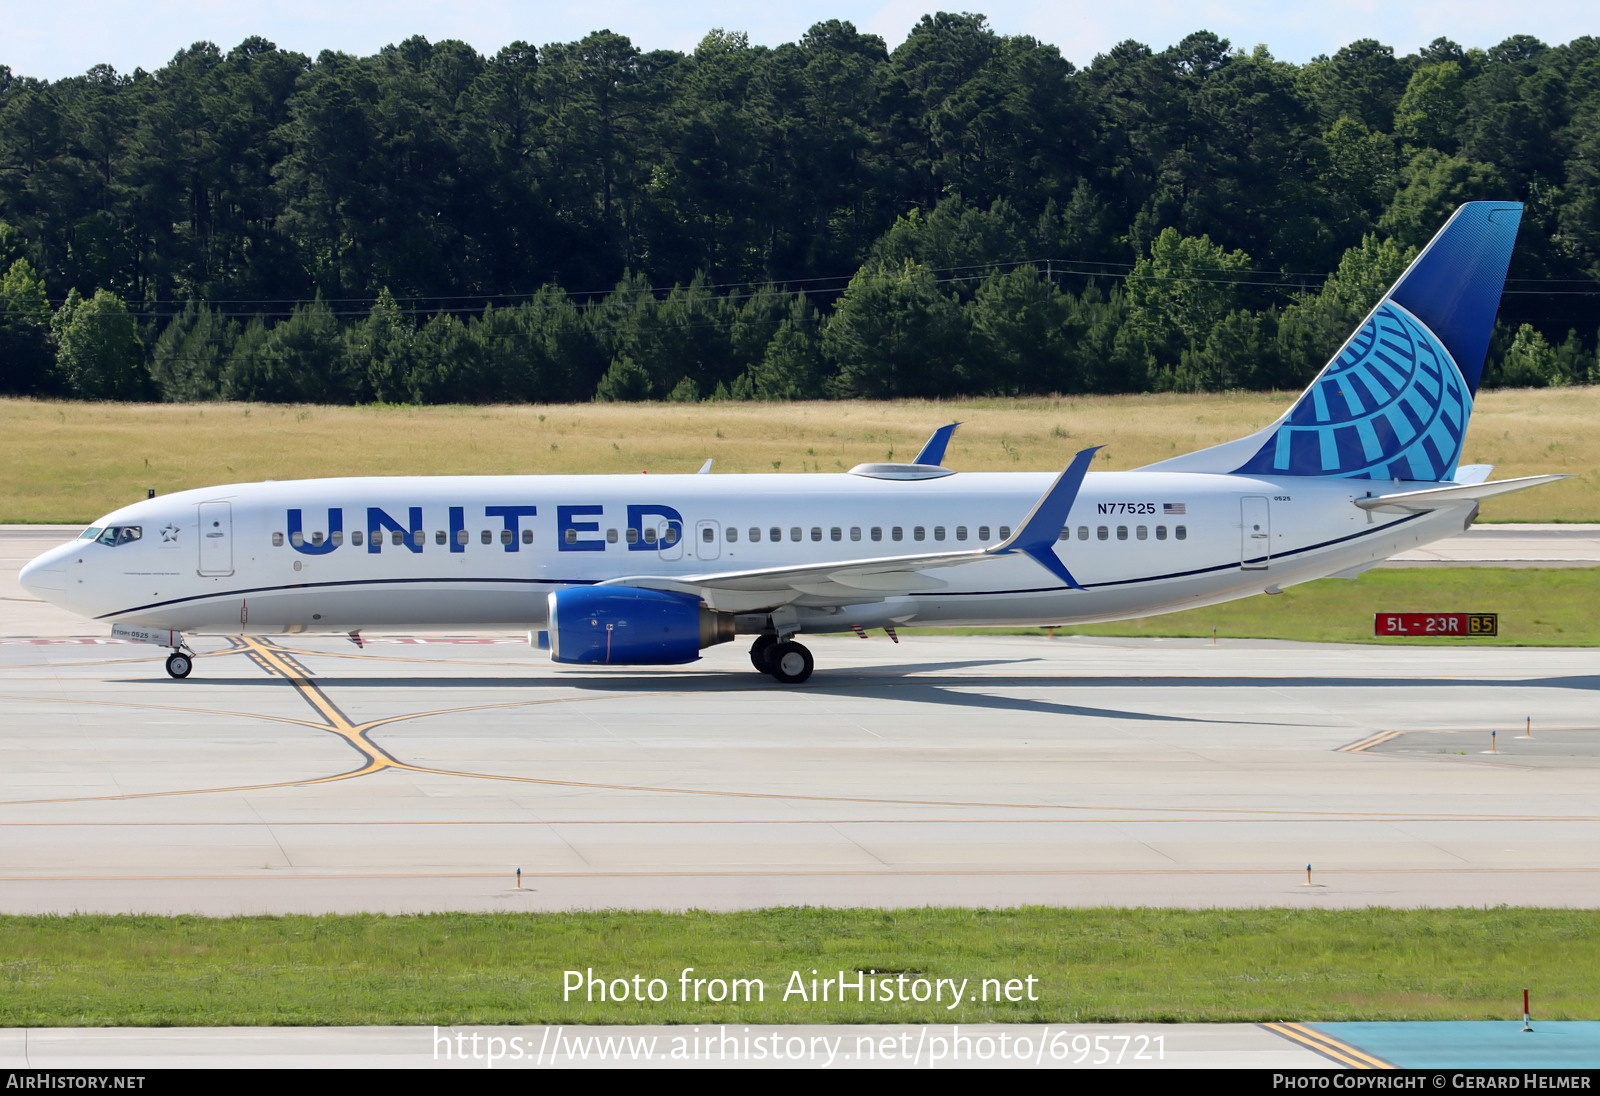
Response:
749,635,778,673
767,641,813,684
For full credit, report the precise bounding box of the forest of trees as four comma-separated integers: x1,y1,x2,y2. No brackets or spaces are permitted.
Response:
1,14,1597,404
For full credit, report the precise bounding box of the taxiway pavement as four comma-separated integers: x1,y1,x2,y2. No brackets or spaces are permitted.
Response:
1,621,1594,913
1386,522,1600,567
4,522,1596,914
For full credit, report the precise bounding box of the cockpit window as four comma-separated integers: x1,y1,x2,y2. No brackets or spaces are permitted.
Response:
79,527,102,540
95,526,142,547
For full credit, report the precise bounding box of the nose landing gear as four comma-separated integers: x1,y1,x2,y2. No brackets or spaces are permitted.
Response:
109,625,195,679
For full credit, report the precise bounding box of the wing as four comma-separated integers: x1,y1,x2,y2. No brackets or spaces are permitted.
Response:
599,447,1101,613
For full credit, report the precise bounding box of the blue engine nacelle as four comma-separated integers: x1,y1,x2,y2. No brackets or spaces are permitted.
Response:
546,587,736,665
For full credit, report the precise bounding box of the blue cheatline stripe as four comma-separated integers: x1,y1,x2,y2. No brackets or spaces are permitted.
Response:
97,576,600,620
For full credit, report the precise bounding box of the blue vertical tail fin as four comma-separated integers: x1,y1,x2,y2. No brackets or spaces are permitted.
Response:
1141,201,1522,483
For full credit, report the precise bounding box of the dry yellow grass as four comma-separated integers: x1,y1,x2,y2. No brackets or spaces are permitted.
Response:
2,389,1595,523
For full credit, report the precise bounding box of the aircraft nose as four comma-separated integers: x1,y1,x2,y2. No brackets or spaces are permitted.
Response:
19,544,73,608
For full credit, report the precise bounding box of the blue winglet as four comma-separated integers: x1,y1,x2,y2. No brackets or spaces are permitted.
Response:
993,446,1101,589
913,422,962,466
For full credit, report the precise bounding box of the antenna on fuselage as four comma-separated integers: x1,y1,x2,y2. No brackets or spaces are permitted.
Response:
147,488,155,499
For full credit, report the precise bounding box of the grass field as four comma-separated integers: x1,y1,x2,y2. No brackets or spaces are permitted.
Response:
1,909,1592,1026
3,388,1597,523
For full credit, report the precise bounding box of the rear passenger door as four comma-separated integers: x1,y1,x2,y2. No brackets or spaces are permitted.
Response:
1240,497,1270,570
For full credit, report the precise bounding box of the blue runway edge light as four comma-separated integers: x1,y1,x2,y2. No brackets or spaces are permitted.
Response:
1311,1021,1600,1069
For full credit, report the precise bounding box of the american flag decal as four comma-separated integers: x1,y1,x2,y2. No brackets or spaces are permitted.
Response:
1163,502,1186,514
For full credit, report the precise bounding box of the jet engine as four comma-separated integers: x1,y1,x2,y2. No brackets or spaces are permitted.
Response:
546,586,735,665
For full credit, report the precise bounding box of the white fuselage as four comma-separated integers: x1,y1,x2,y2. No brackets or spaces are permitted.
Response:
21,469,1469,636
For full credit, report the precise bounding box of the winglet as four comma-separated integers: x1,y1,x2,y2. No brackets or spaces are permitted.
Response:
913,422,962,466
989,446,1101,588
698,459,713,474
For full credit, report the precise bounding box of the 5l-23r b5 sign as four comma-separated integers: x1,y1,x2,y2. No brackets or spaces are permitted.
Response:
1375,613,1498,637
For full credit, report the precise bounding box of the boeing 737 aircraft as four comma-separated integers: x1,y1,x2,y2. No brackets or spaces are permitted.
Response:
20,202,1562,684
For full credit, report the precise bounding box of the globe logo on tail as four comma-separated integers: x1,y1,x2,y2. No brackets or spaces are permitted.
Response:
1234,300,1470,482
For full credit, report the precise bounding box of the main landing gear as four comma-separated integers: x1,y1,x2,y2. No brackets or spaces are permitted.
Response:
164,651,193,679
749,635,814,684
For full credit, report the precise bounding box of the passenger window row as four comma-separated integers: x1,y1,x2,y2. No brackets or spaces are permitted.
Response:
272,526,682,548
1067,524,1187,542
724,524,1008,544
271,524,1019,548
563,527,676,546
709,522,1192,545
272,521,1188,548
273,528,536,548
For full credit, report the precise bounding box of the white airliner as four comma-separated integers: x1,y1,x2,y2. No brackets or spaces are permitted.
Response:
20,202,1562,683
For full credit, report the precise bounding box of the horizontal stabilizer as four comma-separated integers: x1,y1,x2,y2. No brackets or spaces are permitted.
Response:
1354,475,1569,514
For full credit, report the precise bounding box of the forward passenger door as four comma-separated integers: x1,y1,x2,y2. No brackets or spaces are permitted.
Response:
197,501,234,576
